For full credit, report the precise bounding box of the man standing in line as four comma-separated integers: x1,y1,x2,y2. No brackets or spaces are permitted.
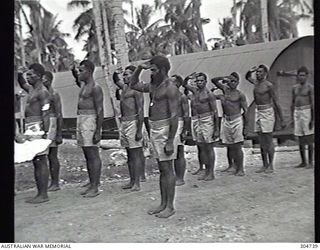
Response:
291,66,314,168
43,71,63,191
211,72,248,176
245,65,285,173
130,55,179,218
74,60,104,197
183,74,205,176
112,65,145,191
17,64,51,203
183,72,220,181
171,75,189,186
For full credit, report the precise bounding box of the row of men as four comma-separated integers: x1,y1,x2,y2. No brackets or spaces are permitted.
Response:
15,56,313,219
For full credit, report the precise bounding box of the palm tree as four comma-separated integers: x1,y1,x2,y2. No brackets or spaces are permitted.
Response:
238,0,313,43
125,4,171,61
154,0,210,55
22,6,74,72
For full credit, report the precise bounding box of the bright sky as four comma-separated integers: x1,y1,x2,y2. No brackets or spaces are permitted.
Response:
21,0,314,60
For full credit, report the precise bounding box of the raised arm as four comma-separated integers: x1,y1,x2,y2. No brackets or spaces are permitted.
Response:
182,75,197,94
71,66,83,88
130,64,151,93
245,67,258,85
164,84,179,155
17,71,32,93
134,91,144,141
211,76,229,92
92,85,104,144
53,92,63,144
112,70,124,89
208,92,219,139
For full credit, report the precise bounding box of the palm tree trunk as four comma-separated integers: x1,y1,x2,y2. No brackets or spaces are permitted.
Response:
108,0,129,68
30,0,42,63
92,0,116,118
193,0,206,51
260,0,269,42
17,6,26,67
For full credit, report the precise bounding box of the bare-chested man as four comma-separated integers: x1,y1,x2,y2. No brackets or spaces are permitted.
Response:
74,60,104,198
183,72,220,181
42,71,63,191
171,75,189,186
245,65,285,173
112,65,145,191
183,74,205,176
130,55,179,218
291,66,314,168
17,63,51,203
211,72,248,176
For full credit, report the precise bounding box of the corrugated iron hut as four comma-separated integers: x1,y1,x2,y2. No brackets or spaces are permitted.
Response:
15,36,313,139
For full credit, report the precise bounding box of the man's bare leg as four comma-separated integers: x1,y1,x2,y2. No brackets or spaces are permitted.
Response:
122,149,134,189
198,144,207,180
130,148,142,191
82,147,101,197
156,160,176,218
221,146,236,172
306,144,314,168
265,134,275,173
174,145,186,186
256,133,269,173
48,147,61,191
148,160,167,215
203,143,215,181
295,141,307,168
26,155,49,203
234,144,245,176
140,149,146,182
192,145,205,175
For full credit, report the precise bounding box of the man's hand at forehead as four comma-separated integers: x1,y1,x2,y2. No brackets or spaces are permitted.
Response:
140,62,151,70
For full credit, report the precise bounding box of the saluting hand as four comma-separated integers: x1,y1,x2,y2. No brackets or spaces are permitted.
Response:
140,62,151,70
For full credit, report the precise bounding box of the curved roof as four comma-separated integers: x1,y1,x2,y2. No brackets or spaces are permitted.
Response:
165,36,312,105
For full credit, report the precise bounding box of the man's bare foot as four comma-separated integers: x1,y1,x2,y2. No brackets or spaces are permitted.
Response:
80,187,91,195
264,168,274,173
305,164,313,169
235,171,245,176
147,205,166,215
48,185,60,192
255,167,267,173
122,183,133,189
25,195,49,204
197,174,206,180
130,185,141,192
155,208,176,218
204,175,215,181
192,169,204,175
175,179,185,186
295,163,307,168
83,189,100,198
220,165,235,172
81,182,91,188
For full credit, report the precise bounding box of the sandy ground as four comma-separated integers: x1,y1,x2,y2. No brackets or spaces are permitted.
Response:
14,140,314,243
